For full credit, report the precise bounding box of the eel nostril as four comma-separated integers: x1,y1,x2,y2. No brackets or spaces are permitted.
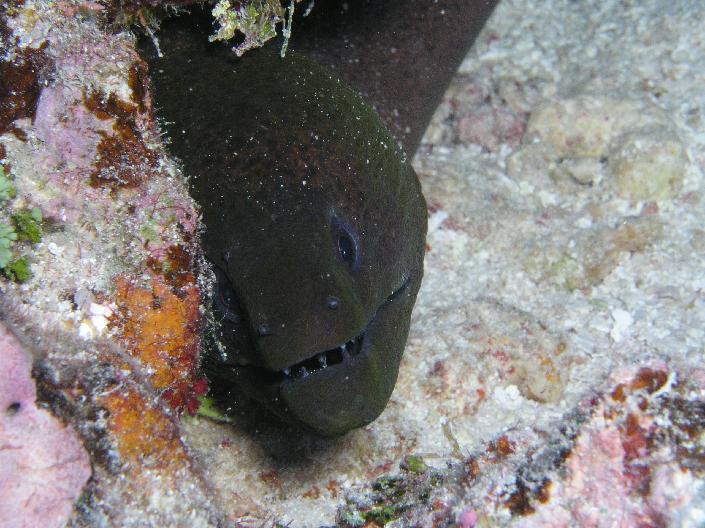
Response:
326,296,340,310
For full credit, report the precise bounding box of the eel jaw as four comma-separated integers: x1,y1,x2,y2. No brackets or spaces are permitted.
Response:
241,278,414,436
230,323,371,395
280,333,364,380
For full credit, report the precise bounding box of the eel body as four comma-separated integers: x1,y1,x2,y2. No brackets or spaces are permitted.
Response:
144,1,497,436
289,0,500,153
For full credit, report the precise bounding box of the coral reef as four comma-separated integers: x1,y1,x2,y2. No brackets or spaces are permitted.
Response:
1,0,218,524
521,365,705,526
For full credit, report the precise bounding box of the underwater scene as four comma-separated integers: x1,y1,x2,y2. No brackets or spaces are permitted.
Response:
1,0,704,526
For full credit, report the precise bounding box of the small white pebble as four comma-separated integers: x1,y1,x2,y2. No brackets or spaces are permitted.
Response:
47,242,63,256
78,321,96,340
89,302,113,318
610,308,634,342
427,211,449,232
493,384,524,409
576,217,592,229
90,315,110,335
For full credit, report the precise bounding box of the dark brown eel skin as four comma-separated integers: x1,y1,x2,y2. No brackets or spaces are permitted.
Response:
290,0,499,154
143,0,498,436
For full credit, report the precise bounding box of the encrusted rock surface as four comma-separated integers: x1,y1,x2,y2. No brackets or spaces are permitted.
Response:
1,1,220,525
0,323,90,528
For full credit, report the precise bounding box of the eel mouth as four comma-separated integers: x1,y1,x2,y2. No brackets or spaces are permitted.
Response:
217,273,418,436
241,275,412,385
248,321,369,386
281,333,364,380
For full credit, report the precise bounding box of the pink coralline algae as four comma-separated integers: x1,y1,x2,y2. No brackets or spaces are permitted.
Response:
0,323,91,528
458,508,478,528
520,364,705,527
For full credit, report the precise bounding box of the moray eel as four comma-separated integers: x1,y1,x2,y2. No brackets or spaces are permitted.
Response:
288,0,500,154
144,1,497,436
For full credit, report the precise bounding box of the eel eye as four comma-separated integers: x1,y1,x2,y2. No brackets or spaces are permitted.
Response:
331,215,360,272
338,232,355,265
213,265,241,323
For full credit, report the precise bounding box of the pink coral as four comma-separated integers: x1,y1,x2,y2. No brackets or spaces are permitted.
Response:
521,364,702,527
0,323,91,528
458,508,478,528
33,84,109,175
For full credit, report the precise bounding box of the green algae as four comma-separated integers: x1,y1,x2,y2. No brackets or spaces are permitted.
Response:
401,455,428,474
0,167,41,282
12,207,42,243
0,167,16,201
210,0,293,57
364,505,399,525
3,255,30,282
194,395,233,424
0,222,17,269
339,467,444,526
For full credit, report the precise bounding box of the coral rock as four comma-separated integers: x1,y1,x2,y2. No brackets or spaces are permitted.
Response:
0,323,91,528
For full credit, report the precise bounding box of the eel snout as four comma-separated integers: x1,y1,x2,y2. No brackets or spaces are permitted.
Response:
211,272,415,436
